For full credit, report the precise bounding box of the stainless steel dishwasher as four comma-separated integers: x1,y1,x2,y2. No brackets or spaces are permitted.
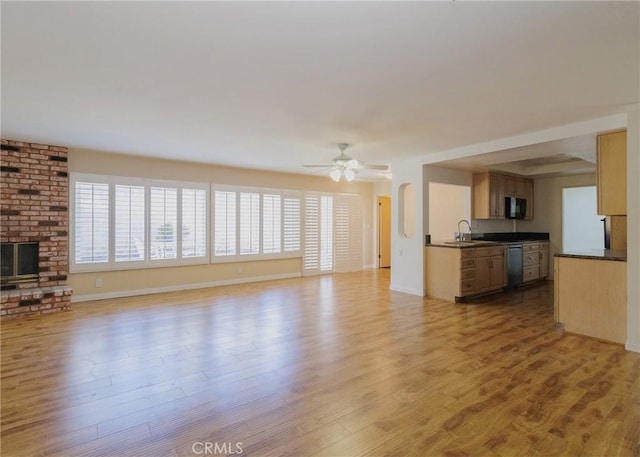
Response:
507,244,523,288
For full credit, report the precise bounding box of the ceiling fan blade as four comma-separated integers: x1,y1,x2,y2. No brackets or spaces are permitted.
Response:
359,164,389,170
303,164,333,168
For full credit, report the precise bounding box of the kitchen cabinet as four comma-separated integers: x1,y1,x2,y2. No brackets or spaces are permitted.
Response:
473,172,505,219
597,130,627,215
424,245,505,301
524,179,534,220
522,241,549,282
473,172,534,220
476,246,506,292
505,177,526,198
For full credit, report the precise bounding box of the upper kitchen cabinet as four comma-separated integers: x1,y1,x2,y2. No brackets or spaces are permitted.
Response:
473,171,534,220
473,172,505,219
505,176,526,198
524,179,534,220
597,130,627,215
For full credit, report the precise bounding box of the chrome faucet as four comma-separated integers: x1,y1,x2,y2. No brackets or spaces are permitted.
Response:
456,219,472,241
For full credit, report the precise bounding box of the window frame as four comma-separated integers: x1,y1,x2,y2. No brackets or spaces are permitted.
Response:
70,173,210,273
210,185,303,263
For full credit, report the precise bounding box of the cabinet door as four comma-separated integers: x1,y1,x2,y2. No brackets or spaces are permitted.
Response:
504,177,515,197
524,179,534,220
515,179,526,198
489,255,505,288
475,257,492,291
597,131,627,215
540,249,549,279
489,174,505,219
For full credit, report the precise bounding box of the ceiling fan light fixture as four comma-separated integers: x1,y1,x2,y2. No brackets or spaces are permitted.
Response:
329,168,341,182
344,168,356,182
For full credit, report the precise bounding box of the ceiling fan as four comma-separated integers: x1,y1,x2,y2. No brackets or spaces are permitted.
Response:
303,143,389,182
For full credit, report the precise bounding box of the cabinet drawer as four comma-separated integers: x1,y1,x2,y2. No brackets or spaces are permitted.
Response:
461,269,476,281
523,243,540,252
476,247,504,257
523,253,539,267
461,259,476,269
460,249,476,259
460,279,476,295
523,265,539,281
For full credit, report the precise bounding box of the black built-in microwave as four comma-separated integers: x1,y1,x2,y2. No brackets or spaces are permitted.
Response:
505,197,526,219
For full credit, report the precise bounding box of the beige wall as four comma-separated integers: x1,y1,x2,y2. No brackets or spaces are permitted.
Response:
68,149,374,299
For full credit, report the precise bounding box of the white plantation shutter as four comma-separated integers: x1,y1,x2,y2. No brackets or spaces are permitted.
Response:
262,194,281,254
150,187,178,260
283,196,301,252
240,192,260,255
114,185,145,262
348,196,363,271
214,190,236,256
182,188,207,258
74,182,109,264
304,194,320,273
320,196,333,271
334,196,350,273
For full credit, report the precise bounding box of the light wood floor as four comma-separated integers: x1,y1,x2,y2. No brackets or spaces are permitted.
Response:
1,269,639,456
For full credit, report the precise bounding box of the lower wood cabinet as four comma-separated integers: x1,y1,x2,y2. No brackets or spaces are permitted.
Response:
522,241,549,282
425,245,506,302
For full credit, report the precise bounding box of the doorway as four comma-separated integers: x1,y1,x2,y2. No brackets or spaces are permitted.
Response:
377,196,391,268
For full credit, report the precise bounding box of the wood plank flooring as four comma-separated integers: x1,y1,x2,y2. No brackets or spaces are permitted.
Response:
1,269,639,456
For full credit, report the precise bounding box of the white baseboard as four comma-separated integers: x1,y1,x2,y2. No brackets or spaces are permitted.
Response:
71,272,302,303
363,264,375,270
389,283,424,297
625,341,640,353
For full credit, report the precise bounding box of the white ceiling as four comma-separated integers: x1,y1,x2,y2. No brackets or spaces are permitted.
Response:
1,2,638,180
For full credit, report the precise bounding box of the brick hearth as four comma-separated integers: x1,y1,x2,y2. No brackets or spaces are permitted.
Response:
1,139,73,318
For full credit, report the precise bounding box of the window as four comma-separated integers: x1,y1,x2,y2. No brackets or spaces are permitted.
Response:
283,196,300,252
71,174,209,272
74,181,109,264
115,185,145,262
182,188,207,258
263,194,281,254
212,186,301,261
150,187,178,260
214,190,236,257
240,192,260,255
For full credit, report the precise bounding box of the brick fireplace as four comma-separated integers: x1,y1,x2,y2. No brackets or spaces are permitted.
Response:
1,139,72,318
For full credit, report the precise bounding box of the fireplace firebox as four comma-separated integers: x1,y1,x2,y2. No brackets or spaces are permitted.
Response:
1,242,39,286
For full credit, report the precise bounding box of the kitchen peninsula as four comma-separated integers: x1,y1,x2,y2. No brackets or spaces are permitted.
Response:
554,249,627,345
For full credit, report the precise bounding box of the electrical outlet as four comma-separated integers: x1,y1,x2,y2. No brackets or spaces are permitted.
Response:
236,266,243,274
95,278,103,288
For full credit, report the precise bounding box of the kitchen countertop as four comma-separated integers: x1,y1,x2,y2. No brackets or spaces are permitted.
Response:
554,249,627,262
427,240,502,248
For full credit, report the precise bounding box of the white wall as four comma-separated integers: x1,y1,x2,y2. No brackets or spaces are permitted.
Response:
626,106,640,352
428,182,471,241
389,158,424,296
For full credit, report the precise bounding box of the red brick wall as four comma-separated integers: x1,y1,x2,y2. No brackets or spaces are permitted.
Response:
1,138,72,317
